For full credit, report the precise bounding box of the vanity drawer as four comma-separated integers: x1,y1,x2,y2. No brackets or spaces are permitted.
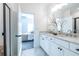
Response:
49,37,55,42
55,38,69,48
70,43,79,54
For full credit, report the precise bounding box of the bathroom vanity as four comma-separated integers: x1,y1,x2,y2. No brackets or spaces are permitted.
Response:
40,32,79,56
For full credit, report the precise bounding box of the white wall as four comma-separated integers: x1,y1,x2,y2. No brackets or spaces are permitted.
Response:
20,3,48,31
0,3,3,46
20,3,48,47
72,11,79,18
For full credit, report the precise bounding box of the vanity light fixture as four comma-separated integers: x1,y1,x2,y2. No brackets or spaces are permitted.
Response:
51,3,68,13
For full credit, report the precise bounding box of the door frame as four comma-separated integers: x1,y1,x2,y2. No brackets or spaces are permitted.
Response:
3,3,11,56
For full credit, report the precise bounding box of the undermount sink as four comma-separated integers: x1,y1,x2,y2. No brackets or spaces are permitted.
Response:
48,32,58,35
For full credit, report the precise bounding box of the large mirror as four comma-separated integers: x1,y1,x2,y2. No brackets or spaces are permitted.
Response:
52,3,79,34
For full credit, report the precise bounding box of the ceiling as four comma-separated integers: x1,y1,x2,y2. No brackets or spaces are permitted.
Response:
19,3,58,13
18,3,79,16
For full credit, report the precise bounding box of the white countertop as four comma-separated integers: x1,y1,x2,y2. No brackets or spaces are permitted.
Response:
40,32,79,44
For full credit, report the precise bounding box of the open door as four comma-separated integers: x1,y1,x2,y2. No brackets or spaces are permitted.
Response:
3,3,22,56
3,3,11,56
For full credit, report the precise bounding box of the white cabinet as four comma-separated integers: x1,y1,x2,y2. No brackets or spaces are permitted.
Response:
55,38,69,48
44,37,50,55
50,42,63,56
70,43,79,54
40,35,45,49
63,48,79,56
40,34,79,56
40,35,50,55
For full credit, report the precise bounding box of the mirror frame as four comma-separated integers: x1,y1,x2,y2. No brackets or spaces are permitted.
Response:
74,17,79,33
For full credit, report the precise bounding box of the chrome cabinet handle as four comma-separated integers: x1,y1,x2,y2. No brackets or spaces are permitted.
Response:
60,48,62,51
58,47,62,51
76,49,79,51
58,47,60,49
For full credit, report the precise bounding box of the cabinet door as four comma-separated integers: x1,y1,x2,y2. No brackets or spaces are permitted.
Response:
55,38,69,49
70,43,79,54
63,48,79,56
44,37,50,55
50,42,63,56
40,35,51,55
40,36,45,49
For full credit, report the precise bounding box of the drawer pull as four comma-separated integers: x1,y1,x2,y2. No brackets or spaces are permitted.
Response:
58,47,60,49
58,47,62,51
60,48,62,51
76,49,79,51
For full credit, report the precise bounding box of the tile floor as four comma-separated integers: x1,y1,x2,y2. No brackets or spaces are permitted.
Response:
21,47,48,56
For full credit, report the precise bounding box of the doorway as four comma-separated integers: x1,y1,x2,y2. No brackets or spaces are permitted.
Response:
18,13,34,55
